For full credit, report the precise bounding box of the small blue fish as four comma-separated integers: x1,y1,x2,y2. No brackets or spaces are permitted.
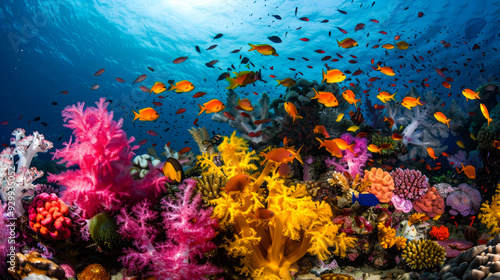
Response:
352,193,379,207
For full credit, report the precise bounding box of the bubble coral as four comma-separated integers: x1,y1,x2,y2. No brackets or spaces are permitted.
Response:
28,192,72,240
413,187,445,218
401,239,445,270
77,263,110,280
429,225,450,241
390,168,430,201
363,168,395,203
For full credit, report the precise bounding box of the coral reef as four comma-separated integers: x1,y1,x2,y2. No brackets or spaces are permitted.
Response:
325,133,371,177
195,169,226,205
363,168,395,203
429,225,450,241
0,128,53,217
48,98,168,218
88,212,124,254
446,183,482,216
377,222,407,250
391,168,430,201
447,150,483,170
130,154,161,179
8,251,66,280
412,187,445,218
479,184,500,236
28,193,72,240
401,239,445,270
188,126,216,154
77,263,110,280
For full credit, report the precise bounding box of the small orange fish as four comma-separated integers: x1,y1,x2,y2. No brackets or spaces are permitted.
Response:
442,81,451,89
480,104,493,126
462,88,480,101
332,138,355,153
434,112,450,128
261,147,303,164
384,116,395,127
237,98,254,111
401,96,423,110
493,140,500,150
342,90,361,108
311,89,339,107
198,99,226,115
317,138,343,158
427,147,438,160
284,102,303,123
457,163,476,179
367,144,382,153
336,38,358,48
277,78,297,87
150,82,167,94
391,133,403,141
322,69,346,83
314,125,330,138
376,64,395,76
248,43,278,56
255,208,275,219
223,174,253,194
132,107,160,121
169,80,195,93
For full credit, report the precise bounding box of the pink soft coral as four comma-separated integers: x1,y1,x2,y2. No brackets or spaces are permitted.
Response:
48,98,168,218
325,133,371,177
117,179,221,279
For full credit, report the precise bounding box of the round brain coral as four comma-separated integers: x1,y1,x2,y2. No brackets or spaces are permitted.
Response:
402,239,445,270
28,193,72,240
363,168,394,203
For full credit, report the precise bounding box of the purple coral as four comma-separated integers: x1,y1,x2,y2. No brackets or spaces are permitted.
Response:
325,133,371,177
117,179,221,279
446,183,482,216
390,168,429,201
0,204,9,276
447,150,483,169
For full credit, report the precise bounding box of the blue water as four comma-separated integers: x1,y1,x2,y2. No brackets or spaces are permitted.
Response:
1,0,499,156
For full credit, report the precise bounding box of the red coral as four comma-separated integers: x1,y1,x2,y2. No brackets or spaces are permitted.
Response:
28,193,72,240
413,187,445,218
429,225,449,241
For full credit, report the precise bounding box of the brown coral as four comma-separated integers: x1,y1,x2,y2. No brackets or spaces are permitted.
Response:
321,273,355,280
196,169,227,204
363,168,394,203
8,252,66,280
77,263,110,280
402,239,445,269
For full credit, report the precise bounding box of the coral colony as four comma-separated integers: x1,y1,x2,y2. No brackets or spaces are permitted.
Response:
2,77,500,280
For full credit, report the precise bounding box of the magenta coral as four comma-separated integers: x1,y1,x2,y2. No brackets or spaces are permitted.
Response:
0,204,9,276
390,168,429,201
325,133,371,177
28,193,72,240
412,187,445,218
48,98,168,218
445,183,482,216
117,179,221,279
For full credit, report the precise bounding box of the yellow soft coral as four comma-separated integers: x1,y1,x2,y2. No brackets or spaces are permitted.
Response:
377,222,407,250
209,132,357,280
479,184,500,236
408,213,429,226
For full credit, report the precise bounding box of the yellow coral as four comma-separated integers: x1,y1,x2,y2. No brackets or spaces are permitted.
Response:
402,239,445,269
210,132,357,280
377,222,407,250
479,184,500,236
408,213,429,226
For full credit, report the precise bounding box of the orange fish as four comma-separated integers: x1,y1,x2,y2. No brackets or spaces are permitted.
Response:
150,82,167,94
168,80,195,93
462,88,480,101
316,138,343,158
237,98,254,111
442,81,451,89
434,112,450,128
427,147,438,160
376,64,395,76
255,208,275,219
226,71,259,89
284,102,303,123
442,152,450,157
336,38,358,48
311,89,339,107
261,147,303,165
314,125,330,138
391,133,403,141
457,163,476,179
480,104,493,126
493,140,500,150
342,90,361,108
332,138,355,153
223,174,253,194
322,69,346,83
401,96,423,110
367,144,382,153
198,99,226,115
384,116,395,128
248,43,278,56
132,107,160,121
277,78,297,87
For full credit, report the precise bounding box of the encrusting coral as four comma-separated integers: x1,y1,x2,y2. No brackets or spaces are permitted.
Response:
401,239,445,270
200,132,357,280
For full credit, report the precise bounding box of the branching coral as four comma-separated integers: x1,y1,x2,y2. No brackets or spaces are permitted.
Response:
207,133,356,280
196,169,227,205
48,98,168,218
391,168,430,201
325,133,371,177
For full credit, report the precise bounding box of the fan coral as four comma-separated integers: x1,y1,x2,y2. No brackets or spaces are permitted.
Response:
446,183,482,216
413,187,445,218
391,168,430,201
401,239,445,270
0,129,53,217
28,193,72,240
325,133,371,177
363,168,394,203
48,98,168,218
117,179,221,279
429,225,450,241
479,184,500,236
377,222,407,250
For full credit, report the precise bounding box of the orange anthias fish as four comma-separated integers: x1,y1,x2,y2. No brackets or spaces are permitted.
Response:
377,91,397,103
332,138,355,153
376,64,395,76
261,147,303,165
284,102,303,123
169,80,195,93
480,104,493,126
132,107,160,121
401,96,423,110
367,144,382,153
150,82,167,94
237,98,254,111
277,78,297,87
314,125,330,138
342,90,361,108
382,44,395,49
198,99,226,115
255,208,275,220
223,174,253,195
311,89,339,107
427,147,439,160
322,69,346,83
442,81,451,89
457,163,476,179
434,112,450,128
384,116,395,128
316,138,342,158
493,140,500,150
336,38,358,48
391,133,403,141
248,43,279,56
226,71,259,89
462,88,480,101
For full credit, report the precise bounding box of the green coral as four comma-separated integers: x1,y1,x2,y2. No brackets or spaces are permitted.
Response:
402,239,445,270
370,134,405,155
88,212,125,254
